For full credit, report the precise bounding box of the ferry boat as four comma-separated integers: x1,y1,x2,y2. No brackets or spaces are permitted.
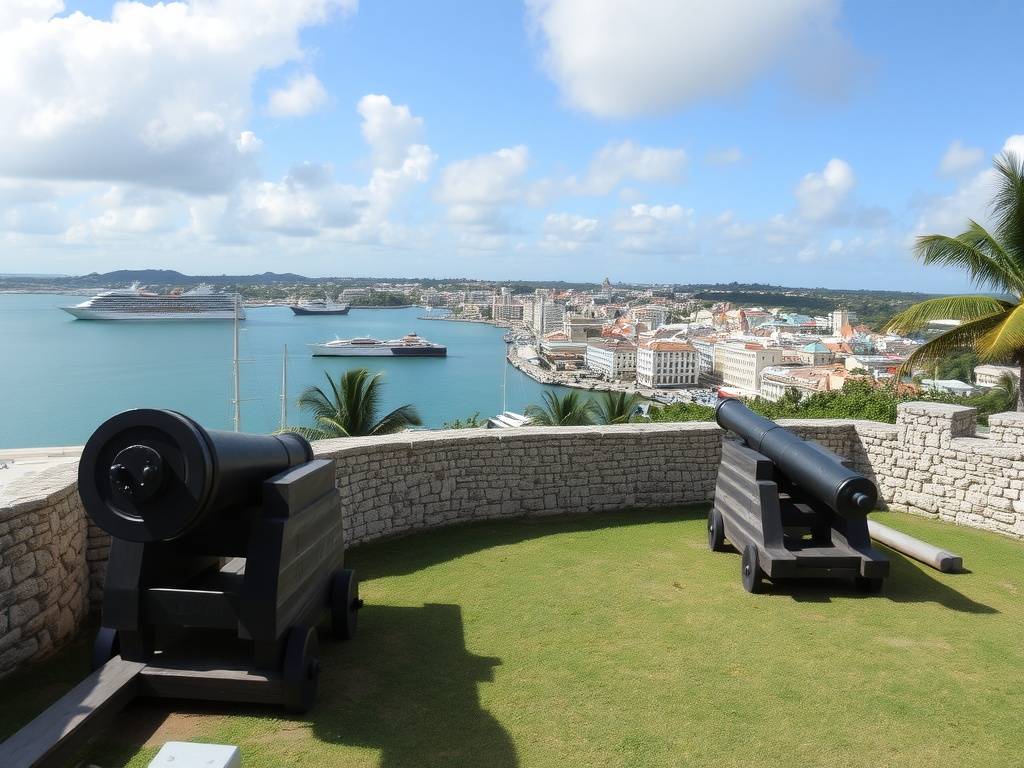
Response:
288,299,351,316
61,283,244,321
310,332,446,357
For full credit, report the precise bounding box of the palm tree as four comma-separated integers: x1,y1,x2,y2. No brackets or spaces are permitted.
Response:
290,368,422,439
885,152,1024,411
992,371,1020,412
525,390,596,426
594,390,643,425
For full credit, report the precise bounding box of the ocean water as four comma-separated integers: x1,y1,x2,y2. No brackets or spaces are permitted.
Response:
0,294,564,449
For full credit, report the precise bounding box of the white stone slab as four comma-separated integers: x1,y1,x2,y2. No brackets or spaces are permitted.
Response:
148,742,241,768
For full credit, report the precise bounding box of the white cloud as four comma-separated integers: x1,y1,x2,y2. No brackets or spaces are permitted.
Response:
706,147,744,166
527,0,855,118
794,158,855,222
939,140,983,176
436,146,530,246
235,96,434,241
568,140,687,195
541,212,599,251
236,131,264,155
357,94,425,169
612,203,694,254
267,73,329,118
1003,135,1024,158
0,0,354,193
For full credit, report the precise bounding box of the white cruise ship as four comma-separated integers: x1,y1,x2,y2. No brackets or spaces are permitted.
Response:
61,284,245,321
310,332,446,357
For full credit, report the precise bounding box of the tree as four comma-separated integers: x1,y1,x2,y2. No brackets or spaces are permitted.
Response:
525,390,596,426
289,368,422,439
884,152,1024,410
443,412,485,429
594,391,643,425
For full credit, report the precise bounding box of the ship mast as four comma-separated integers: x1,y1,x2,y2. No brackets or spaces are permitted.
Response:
280,344,288,430
232,294,241,432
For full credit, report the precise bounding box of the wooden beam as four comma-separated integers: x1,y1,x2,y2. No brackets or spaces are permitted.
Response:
2,657,144,768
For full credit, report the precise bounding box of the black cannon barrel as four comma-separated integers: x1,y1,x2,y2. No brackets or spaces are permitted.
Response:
78,409,313,542
715,397,876,515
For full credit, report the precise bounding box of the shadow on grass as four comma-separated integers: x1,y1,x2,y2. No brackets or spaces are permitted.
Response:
312,603,517,768
30,605,519,768
348,505,709,582
759,548,997,614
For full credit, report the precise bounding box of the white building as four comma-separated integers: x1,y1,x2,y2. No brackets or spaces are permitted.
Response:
631,304,670,331
921,379,977,396
585,340,637,381
759,366,846,402
637,340,699,388
713,342,785,393
975,364,1020,388
691,338,717,377
528,290,566,335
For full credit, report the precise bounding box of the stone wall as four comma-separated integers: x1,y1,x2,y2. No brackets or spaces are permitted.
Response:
313,423,723,547
1,402,1024,676
0,463,91,676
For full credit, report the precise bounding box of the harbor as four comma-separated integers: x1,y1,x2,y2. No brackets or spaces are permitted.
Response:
0,295,567,449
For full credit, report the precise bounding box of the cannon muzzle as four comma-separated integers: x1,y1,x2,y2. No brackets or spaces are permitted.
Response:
715,397,876,516
78,409,313,542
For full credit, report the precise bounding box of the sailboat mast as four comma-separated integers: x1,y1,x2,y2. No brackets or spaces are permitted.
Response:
502,339,508,414
280,344,288,430
232,294,241,432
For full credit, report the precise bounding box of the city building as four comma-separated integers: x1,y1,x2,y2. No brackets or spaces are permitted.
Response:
563,313,607,342
975,364,1020,388
631,304,670,331
585,339,637,381
637,340,699,388
845,354,907,378
713,342,785,393
920,379,977,396
528,290,566,335
759,365,848,401
796,341,834,366
691,338,717,378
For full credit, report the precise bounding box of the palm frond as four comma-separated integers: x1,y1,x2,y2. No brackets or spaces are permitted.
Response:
913,232,1023,295
898,312,1011,376
883,296,1011,335
976,303,1024,361
595,390,642,425
369,404,422,435
991,152,1024,265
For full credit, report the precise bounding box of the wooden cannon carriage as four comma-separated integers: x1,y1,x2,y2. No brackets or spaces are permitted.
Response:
709,398,889,593
5,409,361,767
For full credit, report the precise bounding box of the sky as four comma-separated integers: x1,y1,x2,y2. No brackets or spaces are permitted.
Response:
1,1,1023,291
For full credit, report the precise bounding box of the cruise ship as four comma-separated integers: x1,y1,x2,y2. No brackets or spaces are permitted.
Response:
61,284,245,321
288,299,351,316
310,332,446,357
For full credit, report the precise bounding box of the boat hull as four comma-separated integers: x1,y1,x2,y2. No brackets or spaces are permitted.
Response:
311,346,446,357
61,307,244,321
289,306,350,316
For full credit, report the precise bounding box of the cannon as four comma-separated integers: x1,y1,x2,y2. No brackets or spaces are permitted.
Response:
3,410,363,767
709,398,889,593
79,408,361,711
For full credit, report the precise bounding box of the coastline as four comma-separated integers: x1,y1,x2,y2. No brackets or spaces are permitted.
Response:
417,315,512,328
505,348,672,402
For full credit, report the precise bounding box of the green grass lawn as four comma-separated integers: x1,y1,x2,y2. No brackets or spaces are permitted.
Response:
3,507,1023,767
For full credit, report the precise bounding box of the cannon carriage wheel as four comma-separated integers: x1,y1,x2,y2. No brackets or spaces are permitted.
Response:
331,569,362,641
283,626,320,713
707,508,727,552
741,545,763,593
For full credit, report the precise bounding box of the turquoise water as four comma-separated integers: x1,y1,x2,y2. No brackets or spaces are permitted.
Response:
0,294,563,449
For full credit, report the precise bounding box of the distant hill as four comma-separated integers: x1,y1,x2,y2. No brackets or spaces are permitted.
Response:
78,269,317,286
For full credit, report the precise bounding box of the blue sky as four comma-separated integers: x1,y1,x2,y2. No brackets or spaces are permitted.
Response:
1,1,1022,291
